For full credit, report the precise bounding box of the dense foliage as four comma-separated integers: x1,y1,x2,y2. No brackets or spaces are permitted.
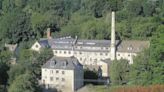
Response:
7,48,53,92
109,59,129,85
80,85,164,92
8,72,40,92
0,0,163,43
0,0,163,91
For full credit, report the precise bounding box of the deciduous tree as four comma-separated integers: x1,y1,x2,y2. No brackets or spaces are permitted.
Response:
8,72,40,92
110,59,130,85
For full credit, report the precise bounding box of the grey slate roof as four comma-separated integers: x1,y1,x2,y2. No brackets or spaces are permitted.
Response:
76,40,120,47
39,39,50,48
117,40,150,53
48,38,74,49
42,56,83,70
47,37,120,48
37,37,149,53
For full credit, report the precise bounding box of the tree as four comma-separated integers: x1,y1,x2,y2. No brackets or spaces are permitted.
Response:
14,0,27,8
0,0,2,11
81,20,110,39
9,48,53,83
126,0,143,16
2,0,15,13
116,20,132,39
129,50,152,85
0,61,9,86
143,1,156,16
81,0,109,18
31,12,61,39
8,64,26,85
84,69,98,85
0,50,12,63
149,25,164,84
108,0,124,11
8,72,40,92
37,48,53,64
32,48,53,79
18,49,37,62
129,25,164,85
0,51,11,85
109,59,130,85
0,10,33,44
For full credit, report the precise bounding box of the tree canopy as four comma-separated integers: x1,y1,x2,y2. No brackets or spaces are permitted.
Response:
8,72,40,92
0,0,163,91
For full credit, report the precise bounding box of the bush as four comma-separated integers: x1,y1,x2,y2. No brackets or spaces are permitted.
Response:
113,85,164,92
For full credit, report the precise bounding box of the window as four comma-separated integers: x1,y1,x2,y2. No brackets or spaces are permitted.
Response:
61,85,65,88
68,51,71,54
55,51,58,54
128,46,133,50
56,84,59,87
43,80,45,84
106,47,108,50
64,51,66,54
50,70,53,74
62,71,65,74
94,61,97,65
62,78,65,82
11,47,14,50
35,45,38,48
56,70,59,73
106,53,108,56
56,77,59,81
50,77,53,81
47,84,49,89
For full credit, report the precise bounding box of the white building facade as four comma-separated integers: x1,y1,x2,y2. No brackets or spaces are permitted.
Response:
32,12,150,77
41,57,83,92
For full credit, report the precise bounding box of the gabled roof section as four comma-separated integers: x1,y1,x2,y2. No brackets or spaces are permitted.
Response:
38,39,50,48
42,56,83,70
5,43,18,52
76,40,120,47
48,37,75,49
117,40,150,53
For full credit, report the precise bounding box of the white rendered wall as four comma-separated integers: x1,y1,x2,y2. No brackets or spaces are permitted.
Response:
31,42,41,52
116,52,137,64
41,68,74,92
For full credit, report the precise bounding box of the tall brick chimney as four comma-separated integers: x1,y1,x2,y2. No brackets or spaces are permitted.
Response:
110,11,116,60
47,28,52,39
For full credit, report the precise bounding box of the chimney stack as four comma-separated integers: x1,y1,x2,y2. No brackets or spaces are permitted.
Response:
47,28,52,39
110,11,116,60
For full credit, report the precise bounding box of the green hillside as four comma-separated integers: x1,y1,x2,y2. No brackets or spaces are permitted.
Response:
0,0,163,92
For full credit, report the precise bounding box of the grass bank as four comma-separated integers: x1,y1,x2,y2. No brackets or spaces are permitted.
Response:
83,84,164,92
